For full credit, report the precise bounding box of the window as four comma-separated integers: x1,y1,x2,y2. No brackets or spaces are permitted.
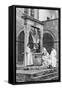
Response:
30,9,34,17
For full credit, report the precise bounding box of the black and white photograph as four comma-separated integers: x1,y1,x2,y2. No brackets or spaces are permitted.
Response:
16,6,60,83
0,0,62,89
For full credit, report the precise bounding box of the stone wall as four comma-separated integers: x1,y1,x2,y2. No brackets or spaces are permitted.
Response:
16,8,25,65
16,8,41,65
43,19,59,59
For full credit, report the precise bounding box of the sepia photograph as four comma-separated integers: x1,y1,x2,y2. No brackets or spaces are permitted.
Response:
16,6,60,83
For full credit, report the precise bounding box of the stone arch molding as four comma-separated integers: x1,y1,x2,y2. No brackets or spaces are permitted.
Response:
16,26,25,40
43,30,56,41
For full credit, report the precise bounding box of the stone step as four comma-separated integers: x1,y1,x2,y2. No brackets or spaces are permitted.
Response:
31,72,58,79
42,76,58,81
16,67,58,82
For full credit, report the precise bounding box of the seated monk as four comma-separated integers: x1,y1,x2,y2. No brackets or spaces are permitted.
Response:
42,47,51,67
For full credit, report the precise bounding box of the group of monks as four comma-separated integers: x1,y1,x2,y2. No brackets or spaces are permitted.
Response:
42,48,57,68
26,45,57,68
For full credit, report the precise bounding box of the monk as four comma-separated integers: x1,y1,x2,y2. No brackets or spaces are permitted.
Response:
25,44,33,66
42,47,51,67
50,48,57,67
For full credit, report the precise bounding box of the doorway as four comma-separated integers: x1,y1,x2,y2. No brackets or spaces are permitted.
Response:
18,31,25,64
43,33,54,54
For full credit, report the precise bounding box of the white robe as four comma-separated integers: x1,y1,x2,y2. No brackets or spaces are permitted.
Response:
50,49,57,67
42,48,51,66
26,46,33,66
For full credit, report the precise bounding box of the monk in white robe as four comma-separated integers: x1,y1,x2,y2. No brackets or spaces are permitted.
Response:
26,46,33,66
42,48,51,66
50,48,57,67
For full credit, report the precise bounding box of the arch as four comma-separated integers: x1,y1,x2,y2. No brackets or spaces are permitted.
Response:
16,29,25,40
43,30,55,41
18,31,25,41
18,31,25,64
43,31,54,54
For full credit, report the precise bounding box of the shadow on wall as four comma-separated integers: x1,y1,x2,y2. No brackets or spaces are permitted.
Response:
43,33,54,54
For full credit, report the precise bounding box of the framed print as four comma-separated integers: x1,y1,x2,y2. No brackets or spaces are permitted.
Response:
8,5,61,85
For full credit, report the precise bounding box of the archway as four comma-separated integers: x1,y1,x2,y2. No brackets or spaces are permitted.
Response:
43,33,54,54
18,31,25,64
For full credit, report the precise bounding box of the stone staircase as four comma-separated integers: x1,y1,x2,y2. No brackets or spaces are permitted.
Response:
30,68,58,81
16,66,58,82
